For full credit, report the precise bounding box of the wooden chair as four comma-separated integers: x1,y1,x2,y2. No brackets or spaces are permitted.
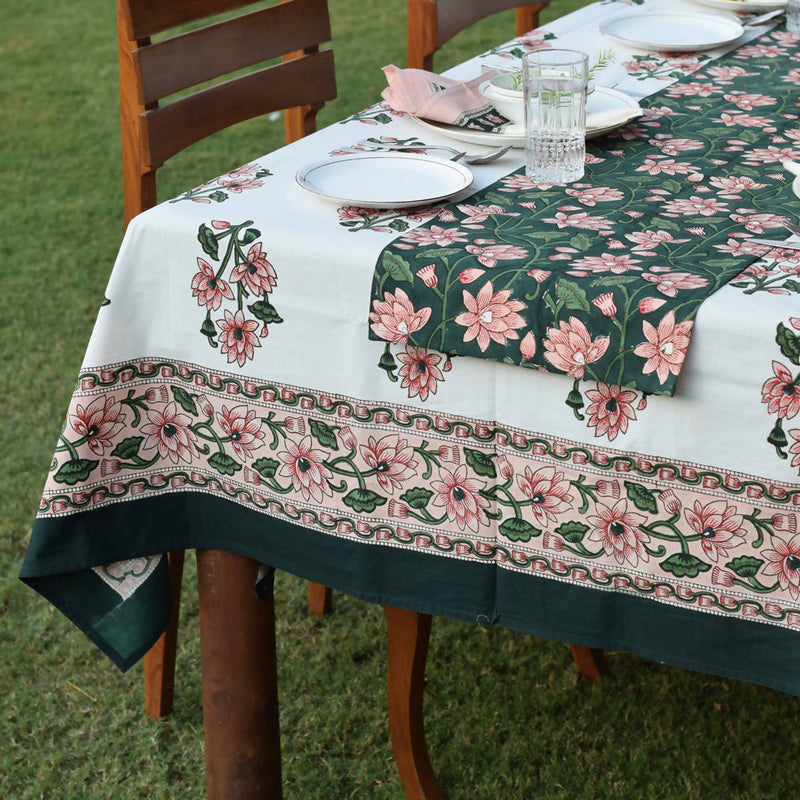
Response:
407,0,551,71
117,0,337,718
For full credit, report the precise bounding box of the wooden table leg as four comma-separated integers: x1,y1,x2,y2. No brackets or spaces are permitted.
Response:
569,645,609,682
307,581,332,616
144,549,184,718
384,606,445,800
197,549,282,800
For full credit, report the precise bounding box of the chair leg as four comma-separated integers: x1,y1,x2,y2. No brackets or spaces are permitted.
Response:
307,581,333,616
144,549,185,719
197,550,282,800
384,606,445,800
569,645,609,682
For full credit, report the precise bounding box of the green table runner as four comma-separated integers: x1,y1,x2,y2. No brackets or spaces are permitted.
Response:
369,31,800,395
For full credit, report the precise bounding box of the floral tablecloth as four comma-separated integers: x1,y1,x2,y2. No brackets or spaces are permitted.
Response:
20,0,800,694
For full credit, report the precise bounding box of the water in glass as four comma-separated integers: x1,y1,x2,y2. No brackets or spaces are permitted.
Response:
788,0,800,33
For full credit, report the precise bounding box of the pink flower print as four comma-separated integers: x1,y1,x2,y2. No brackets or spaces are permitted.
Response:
633,311,693,386
516,465,573,526
741,146,797,165
638,297,667,314
398,225,468,248
735,44,786,58
642,270,708,298
498,174,547,192
684,500,746,563
218,176,263,193
564,186,624,206
225,163,261,178
526,268,551,282
666,82,722,98
763,534,800,599
649,136,704,156
717,112,774,129
569,253,642,275
713,236,777,257
585,382,637,441
783,67,800,86
218,404,265,461
708,175,767,198
661,196,729,216
397,346,444,401
790,429,800,471
216,309,261,367
591,293,617,318
369,288,432,344
431,464,490,533
192,258,234,310
141,401,198,465
542,317,610,379
519,331,537,360
624,229,688,255
723,92,776,111
707,65,756,81
464,243,529,269
70,395,126,456
277,436,333,502
762,361,800,420
790,318,800,331
587,499,649,567
729,211,787,235
454,282,526,352
542,211,613,232
230,242,277,296
456,203,518,228
416,264,438,288
360,434,418,494
459,268,486,284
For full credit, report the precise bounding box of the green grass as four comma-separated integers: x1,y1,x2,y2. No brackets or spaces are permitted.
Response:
3,1,800,798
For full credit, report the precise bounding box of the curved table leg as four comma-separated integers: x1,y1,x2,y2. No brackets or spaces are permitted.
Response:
384,606,445,800
197,549,282,800
569,645,609,681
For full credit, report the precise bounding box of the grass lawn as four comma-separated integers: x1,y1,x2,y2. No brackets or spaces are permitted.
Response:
2,1,800,798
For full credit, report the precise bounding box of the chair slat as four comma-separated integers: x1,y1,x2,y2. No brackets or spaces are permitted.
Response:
123,0,255,40
137,0,331,104
141,49,336,167
435,0,528,45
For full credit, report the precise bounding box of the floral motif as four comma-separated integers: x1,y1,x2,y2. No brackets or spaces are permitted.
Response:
543,317,610,379
70,396,126,456
633,312,693,386
360,434,418,494
396,346,444,401
191,258,234,310
230,242,277,296
141,402,198,464
762,361,800,419
585,383,638,441
369,288,431,345
684,500,746,563
454,282,526,352
431,464,490,532
763,535,800,600
218,405,266,461
278,436,333,502
217,309,262,367
516,466,573,526
588,499,649,567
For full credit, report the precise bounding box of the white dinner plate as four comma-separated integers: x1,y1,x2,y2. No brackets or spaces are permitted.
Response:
792,176,800,198
295,152,474,208
600,12,745,52
691,0,785,11
411,87,642,148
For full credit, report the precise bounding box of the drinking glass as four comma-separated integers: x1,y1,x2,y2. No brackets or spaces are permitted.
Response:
788,0,800,33
522,49,589,184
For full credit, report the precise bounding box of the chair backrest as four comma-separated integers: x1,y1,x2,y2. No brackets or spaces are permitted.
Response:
118,0,337,225
407,0,549,72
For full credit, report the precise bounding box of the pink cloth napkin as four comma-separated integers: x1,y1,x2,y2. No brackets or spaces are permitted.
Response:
381,65,511,132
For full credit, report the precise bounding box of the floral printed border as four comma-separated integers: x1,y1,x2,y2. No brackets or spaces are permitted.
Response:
40,358,800,629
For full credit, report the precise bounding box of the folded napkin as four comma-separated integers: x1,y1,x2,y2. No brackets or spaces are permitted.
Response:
381,65,513,133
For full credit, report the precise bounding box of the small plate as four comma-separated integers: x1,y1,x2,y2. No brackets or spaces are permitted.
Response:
296,152,474,208
793,176,800,198
600,11,744,52
691,0,785,10
411,87,642,148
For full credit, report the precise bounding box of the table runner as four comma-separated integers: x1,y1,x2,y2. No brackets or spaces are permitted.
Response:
369,36,799,396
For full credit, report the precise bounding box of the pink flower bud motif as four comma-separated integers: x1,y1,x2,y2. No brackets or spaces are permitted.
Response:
592,293,617,318
687,226,706,236
145,385,170,404
772,513,798,535
542,533,564,551
459,268,486,284
438,208,458,222
284,416,306,434
638,297,668,314
496,453,514,480
416,264,439,288
211,220,230,229
519,331,537,360
659,488,682,514
790,317,800,331
526,268,551,282
388,499,409,518
711,567,735,587
637,394,648,411
595,479,620,498
101,459,122,477
337,425,357,450
443,356,452,372
438,444,461,464
518,201,537,210
607,239,625,249
196,394,215,417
